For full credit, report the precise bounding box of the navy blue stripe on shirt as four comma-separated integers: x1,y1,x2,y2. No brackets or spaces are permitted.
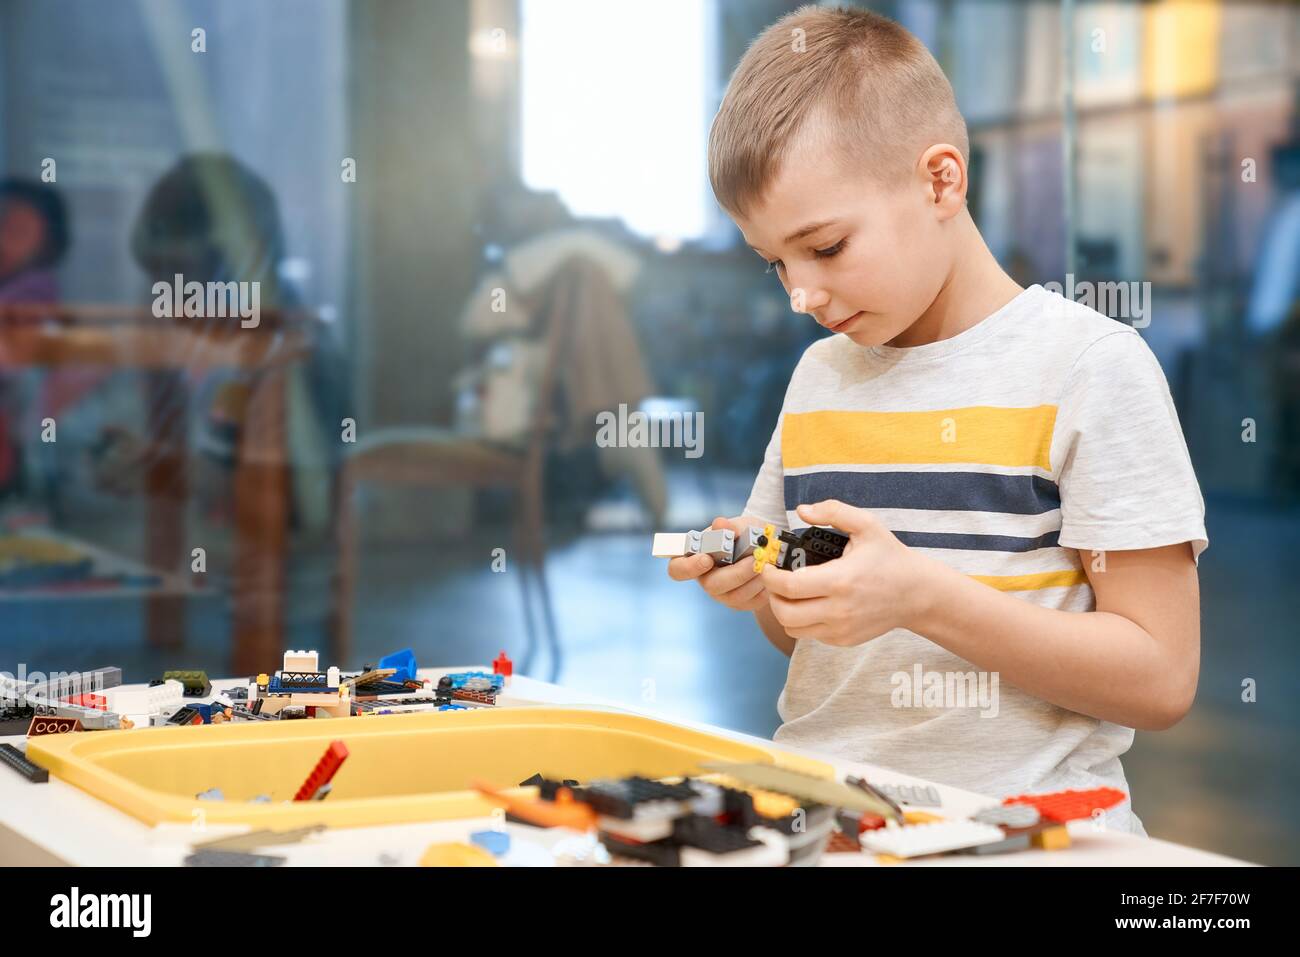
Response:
784,470,1061,515
892,529,1062,552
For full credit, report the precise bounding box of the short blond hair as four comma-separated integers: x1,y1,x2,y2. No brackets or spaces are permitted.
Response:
708,4,969,217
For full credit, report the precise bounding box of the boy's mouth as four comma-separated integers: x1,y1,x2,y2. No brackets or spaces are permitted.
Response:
823,310,865,331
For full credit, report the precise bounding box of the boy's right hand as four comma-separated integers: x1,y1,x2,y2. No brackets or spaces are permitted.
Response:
666,515,769,612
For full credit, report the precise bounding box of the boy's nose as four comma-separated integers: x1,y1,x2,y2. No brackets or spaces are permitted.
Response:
786,284,830,315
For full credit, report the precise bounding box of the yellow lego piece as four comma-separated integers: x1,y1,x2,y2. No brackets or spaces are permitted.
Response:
902,810,945,825
1032,825,1071,850
752,524,778,573
419,842,499,867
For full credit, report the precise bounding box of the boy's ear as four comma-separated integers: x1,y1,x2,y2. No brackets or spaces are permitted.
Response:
917,143,967,218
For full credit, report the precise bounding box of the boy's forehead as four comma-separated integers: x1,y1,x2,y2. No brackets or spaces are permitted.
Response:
736,158,860,249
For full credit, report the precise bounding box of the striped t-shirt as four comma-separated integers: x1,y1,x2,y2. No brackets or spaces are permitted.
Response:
744,284,1207,835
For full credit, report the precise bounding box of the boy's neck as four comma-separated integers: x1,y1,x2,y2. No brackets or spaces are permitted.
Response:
886,214,1024,348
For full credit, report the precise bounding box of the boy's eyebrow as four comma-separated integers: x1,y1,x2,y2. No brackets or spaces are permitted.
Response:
783,219,841,244
746,219,843,253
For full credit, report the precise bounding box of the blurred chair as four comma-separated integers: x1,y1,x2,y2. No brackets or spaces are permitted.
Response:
331,261,605,682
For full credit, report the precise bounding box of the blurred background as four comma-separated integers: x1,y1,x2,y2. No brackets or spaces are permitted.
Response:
0,0,1296,863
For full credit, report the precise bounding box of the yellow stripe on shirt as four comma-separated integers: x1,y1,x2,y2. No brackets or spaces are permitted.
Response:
970,569,1088,592
783,407,1058,471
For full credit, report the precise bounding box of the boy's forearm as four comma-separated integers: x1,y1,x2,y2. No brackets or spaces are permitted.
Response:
755,602,796,657
907,558,1197,730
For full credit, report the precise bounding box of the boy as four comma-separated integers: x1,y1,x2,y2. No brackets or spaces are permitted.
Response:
668,6,1205,835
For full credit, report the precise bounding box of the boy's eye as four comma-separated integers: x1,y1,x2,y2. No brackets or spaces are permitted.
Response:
814,239,847,259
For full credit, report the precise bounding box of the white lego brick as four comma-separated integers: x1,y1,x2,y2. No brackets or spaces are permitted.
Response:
651,533,692,558
860,820,1005,858
597,816,675,843
103,680,184,716
326,666,340,687
283,649,319,673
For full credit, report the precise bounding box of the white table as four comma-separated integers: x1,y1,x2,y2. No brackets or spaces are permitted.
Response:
0,667,1252,866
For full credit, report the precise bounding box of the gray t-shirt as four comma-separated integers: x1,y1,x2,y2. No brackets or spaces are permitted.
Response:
744,284,1208,835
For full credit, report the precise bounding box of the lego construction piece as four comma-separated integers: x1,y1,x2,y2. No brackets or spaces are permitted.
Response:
166,706,204,726
162,670,211,697
972,803,1040,828
1032,825,1072,850
341,668,397,691
492,650,513,678
0,743,48,783
192,821,327,852
701,763,895,819
419,842,498,867
651,526,766,566
470,829,511,856
103,679,184,717
27,715,82,736
270,671,334,691
282,649,320,673
824,830,863,854
876,782,942,808
845,775,906,823
183,850,286,867
1003,786,1125,823
752,523,850,573
293,740,349,801
378,648,417,682
860,820,1006,858
475,780,598,831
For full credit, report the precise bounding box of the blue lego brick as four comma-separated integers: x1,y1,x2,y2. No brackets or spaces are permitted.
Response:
266,677,337,696
377,648,417,682
470,830,511,856
440,671,504,693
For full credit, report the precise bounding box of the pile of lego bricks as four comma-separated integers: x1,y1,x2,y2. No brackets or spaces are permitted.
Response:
1,649,517,744
511,773,833,867
486,766,1128,867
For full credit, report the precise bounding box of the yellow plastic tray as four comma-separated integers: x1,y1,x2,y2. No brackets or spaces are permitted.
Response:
27,706,833,830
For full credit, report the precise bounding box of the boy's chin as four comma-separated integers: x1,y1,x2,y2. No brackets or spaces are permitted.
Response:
843,328,893,348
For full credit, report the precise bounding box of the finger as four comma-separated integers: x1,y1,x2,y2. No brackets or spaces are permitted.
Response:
785,623,833,642
667,553,714,581
795,499,879,536
710,514,754,535
718,575,766,607
769,594,835,630
698,558,759,596
759,561,839,600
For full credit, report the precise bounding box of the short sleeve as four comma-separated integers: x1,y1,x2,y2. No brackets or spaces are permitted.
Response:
1052,331,1208,562
743,412,788,530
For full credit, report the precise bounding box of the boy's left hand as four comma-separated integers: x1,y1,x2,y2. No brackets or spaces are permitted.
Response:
760,499,930,646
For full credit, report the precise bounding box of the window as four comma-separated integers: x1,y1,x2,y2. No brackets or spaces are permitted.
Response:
520,0,718,243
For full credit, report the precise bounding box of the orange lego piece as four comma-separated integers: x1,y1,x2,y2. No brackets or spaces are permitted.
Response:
472,780,597,831
1003,787,1125,823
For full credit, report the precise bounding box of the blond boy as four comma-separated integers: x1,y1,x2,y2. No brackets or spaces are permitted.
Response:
669,6,1205,835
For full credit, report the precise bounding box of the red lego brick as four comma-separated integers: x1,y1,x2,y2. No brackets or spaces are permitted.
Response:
293,740,349,801
825,830,862,854
1003,787,1125,823
857,813,887,833
492,651,513,677
452,689,497,705
64,693,106,710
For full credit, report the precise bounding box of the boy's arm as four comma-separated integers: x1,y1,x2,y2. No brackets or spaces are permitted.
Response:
908,541,1200,730
761,500,1201,731
754,602,797,657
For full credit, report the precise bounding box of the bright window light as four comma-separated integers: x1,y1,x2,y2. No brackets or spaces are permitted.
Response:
520,0,716,243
